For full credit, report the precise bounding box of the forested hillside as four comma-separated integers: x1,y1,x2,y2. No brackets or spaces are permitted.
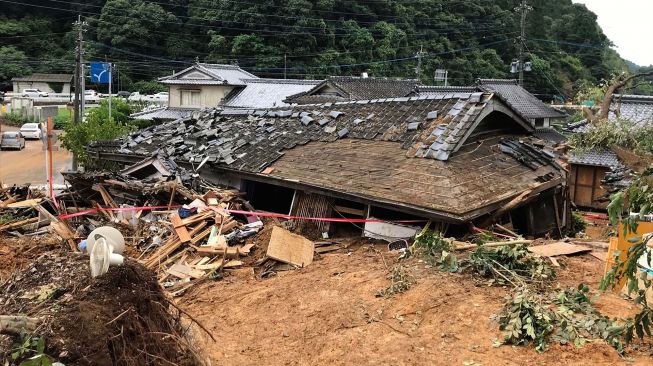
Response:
0,0,637,98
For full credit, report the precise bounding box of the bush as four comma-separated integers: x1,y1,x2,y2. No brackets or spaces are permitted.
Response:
0,111,39,126
131,80,167,94
60,99,134,169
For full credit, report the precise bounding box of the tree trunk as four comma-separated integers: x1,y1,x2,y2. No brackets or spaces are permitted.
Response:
598,70,653,121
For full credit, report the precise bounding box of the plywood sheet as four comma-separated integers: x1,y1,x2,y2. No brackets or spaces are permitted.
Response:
529,242,591,257
266,226,314,267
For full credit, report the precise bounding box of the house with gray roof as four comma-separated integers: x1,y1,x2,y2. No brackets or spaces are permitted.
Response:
415,79,567,128
284,76,422,105
90,91,569,237
132,63,319,122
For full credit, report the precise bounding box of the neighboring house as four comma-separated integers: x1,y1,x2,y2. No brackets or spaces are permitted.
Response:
90,91,569,237
11,73,73,94
132,63,319,122
415,79,567,128
610,94,653,124
284,76,421,104
568,148,622,209
566,94,653,209
158,63,257,109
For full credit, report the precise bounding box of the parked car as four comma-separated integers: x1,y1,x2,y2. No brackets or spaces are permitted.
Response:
0,131,26,150
116,91,131,98
151,92,169,101
85,90,99,104
128,92,144,102
21,89,49,98
19,123,42,140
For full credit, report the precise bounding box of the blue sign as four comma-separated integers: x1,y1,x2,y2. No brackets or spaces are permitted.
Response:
90,62,111,84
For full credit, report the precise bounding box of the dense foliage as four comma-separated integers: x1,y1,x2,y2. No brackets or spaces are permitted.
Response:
568,119,653,155
60,99,133,168
0,0,641,98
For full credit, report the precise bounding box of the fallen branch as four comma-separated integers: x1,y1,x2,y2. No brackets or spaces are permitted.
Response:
164,299,216,342
0,315,39,335
454,239,533,251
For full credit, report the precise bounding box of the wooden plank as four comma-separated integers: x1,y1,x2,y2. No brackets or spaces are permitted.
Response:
266,226,314,267
190,227,213,245
0,217,38,232
528,242,592,257
590,251,607,261
6,199,42,208
333,205,365,216
170,213,185,228
170,213,191,243
181,211,214,226
196,246,224,255
237,244,255,256
315,244,342,254
167,263,205,279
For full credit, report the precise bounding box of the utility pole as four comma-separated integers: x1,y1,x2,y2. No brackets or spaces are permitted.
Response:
284,53,287,80
72,15,87,171
415,45,424,81
515,0,532,87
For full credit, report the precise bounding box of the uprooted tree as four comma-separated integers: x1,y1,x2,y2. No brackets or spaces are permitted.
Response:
597,70,653,121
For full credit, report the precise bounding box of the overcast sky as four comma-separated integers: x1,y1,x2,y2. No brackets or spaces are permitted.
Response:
572,0,651,66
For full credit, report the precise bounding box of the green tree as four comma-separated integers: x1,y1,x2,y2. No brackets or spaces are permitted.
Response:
61,99,133,168
0,46,32,81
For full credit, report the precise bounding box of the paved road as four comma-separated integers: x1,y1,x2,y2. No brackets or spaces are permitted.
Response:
0,124,72,186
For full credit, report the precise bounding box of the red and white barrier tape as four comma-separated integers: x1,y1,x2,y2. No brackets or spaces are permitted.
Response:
58,205,427,224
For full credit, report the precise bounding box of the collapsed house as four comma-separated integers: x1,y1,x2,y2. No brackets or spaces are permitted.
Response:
566,94,653,209
90,89,569,237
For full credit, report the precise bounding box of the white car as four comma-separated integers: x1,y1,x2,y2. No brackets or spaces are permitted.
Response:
19,123,42,140
152,92,169,101
84,90,99,103
21,89,49,98
128,92,144,102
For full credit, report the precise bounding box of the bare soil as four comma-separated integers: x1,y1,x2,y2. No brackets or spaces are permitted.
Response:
180,246,653,366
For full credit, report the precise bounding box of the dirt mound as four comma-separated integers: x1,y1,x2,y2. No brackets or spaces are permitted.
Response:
0,235,64,282
0,253,204,365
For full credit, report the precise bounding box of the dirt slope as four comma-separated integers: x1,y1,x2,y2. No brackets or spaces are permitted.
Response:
181,247,653,366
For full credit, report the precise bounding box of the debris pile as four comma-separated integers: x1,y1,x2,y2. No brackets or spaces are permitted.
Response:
0,253,205,365
0,183,53,237
56,170,269,295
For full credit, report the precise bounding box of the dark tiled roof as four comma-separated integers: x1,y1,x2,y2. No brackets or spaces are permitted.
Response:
610,94,653,126
130,107,195,121
533,127,567,144
412,85,478,96
222,78,321,108
285,76,420,104
90,93,562,220
478,79,567,120
569,148,622,168
11,73,72,83
565,119,592,133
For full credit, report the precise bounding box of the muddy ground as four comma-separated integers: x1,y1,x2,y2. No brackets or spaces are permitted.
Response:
1,235,653,365
181,245,653,366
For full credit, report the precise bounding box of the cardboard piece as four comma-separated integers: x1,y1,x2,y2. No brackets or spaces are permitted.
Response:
266,226,314,267
528,242,591,257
